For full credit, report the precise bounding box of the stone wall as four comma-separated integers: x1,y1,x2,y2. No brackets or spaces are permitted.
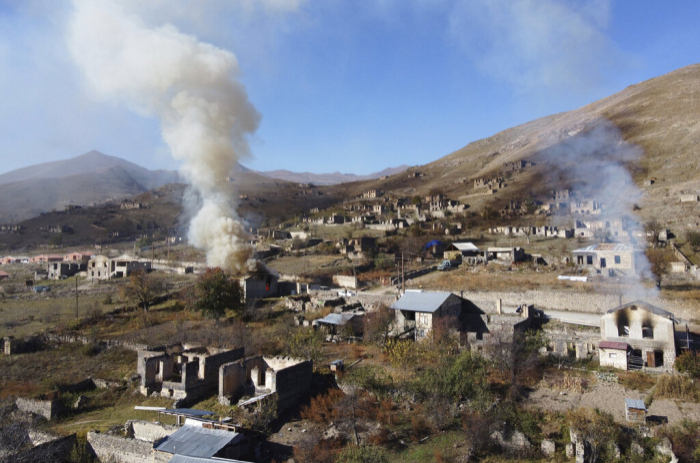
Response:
456,290,700,321
333,275,358,289
87,431,169,463
273,358,313,411
16,396,64,420
126,420,177,443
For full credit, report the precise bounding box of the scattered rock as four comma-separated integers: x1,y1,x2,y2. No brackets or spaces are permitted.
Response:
565,443,574,458
73,395,90,409
541,439,555,456
631,442,644,456
656,438,678,463
490,429,531,452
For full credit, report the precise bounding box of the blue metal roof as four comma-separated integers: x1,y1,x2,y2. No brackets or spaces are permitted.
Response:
390,291,455,313
155,425,242,457
625,398,646,410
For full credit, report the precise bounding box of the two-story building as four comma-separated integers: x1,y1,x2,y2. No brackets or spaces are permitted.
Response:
599,301,678,371
390,291,462,340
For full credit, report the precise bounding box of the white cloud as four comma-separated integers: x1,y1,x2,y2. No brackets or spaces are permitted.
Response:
448,0,627,91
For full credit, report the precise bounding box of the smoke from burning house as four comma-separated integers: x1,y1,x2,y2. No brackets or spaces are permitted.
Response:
68,0,261,274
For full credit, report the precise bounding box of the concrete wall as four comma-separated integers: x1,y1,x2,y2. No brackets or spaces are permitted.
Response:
266,357,313,411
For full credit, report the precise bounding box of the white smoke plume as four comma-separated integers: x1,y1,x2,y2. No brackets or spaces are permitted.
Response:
68,0,260,273
535,119,658,299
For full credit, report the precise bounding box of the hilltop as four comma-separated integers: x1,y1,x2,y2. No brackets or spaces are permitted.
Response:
322,63,700,230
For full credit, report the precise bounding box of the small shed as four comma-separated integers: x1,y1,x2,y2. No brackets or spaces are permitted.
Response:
625,398,647,422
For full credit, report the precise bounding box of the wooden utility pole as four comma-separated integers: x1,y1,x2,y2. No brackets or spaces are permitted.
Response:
401,253,405,294
75,276,79,321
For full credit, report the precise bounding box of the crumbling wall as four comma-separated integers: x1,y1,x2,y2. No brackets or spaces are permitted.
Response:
271,358,313,411
125,420,177,443
87,431,164,463
16,396,64,420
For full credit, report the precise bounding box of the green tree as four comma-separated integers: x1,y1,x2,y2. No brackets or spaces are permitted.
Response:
192,267,243,320
287,327,325,363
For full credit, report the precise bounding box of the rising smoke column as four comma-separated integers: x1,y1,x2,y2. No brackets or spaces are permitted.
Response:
68,0,259,273
536,118,658,299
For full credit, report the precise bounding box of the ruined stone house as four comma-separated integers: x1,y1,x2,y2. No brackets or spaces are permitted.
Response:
486,247,525,264
219,356,312,411
390,291,462,340
599,301,678,371
47,261,85,280
571,199,602,215
87,254,152,280
138,344,245,406
572,243,640,275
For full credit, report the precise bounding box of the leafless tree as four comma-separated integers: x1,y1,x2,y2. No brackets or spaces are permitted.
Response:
122,269,161,312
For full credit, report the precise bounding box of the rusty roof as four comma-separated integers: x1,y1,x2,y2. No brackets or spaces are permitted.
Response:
599,340,629,350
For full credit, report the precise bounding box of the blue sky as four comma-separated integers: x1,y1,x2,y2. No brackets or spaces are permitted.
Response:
0,0,698,175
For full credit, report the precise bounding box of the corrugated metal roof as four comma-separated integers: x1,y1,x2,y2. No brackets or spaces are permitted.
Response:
451,242,479,252
390,291,455,313
572,243,634,253
625,398,646,410
162,409,215,417
599,341,628,350
169,455,253,463
155,425,241,457
315,313,355,325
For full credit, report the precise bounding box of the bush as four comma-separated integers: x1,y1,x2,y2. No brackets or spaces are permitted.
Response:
675,351,700,378
655,375,700,401
335,445,388,463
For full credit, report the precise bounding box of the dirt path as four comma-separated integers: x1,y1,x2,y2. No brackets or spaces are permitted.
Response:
528,380,700,425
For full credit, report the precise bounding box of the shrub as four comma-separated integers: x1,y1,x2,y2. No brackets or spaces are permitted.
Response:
675,351,700,378
336,445,388,463
655,375,700,401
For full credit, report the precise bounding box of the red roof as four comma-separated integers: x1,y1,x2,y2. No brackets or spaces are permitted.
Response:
599,341,629,350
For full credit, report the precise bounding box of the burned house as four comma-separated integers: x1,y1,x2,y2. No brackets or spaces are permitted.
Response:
599,301,678,371
47,261,85,280
240,273,279,301
218,356,312,411
137,343,245,406
572,243,640,275
390,291,462,340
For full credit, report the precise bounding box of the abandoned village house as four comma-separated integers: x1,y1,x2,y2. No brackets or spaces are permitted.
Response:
137,343,245,406
218,355,313,411
598,301,678,371
572,243,640,275
390,291,462,340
